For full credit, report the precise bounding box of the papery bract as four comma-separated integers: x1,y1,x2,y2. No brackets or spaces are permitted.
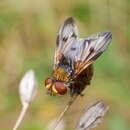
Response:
77,101,109,130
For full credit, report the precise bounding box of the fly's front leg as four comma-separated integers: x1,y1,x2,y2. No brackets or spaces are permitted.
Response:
68,81,75,97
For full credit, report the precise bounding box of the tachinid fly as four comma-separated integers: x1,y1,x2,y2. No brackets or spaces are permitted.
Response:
45,17,112,97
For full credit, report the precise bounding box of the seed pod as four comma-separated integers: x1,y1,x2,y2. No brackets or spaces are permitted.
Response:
19,70,37,106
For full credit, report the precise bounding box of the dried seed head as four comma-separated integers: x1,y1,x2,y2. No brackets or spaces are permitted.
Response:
77,100,109,130
19,70,37,106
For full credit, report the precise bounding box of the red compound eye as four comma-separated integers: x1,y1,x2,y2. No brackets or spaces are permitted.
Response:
54,82,67,95
45,78,53,88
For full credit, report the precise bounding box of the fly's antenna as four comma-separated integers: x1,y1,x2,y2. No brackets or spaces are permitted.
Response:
54,94,78,130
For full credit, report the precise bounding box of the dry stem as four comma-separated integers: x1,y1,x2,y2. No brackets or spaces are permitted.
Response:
54,94,78,130
13,103,29,130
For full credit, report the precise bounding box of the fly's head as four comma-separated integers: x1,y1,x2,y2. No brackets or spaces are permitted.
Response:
45,78,68,95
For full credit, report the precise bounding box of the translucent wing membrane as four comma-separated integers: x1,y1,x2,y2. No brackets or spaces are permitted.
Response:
54,17,78,69
73,32,112,78
54,17,112,79
57,17,78,47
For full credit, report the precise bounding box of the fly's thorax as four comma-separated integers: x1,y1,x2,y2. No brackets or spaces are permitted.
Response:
53,66,72,82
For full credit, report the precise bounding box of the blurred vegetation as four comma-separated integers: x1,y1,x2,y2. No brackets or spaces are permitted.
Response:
0,0,130,130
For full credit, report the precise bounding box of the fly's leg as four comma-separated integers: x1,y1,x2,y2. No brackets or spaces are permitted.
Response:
68,81,76,97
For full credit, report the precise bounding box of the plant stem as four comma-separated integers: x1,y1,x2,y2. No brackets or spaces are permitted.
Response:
13,103,29,130
54,94,78,130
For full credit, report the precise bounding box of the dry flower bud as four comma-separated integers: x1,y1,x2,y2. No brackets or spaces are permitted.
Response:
76,100,109,130
19,70,37,106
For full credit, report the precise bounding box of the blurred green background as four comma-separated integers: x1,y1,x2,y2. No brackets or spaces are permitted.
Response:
0,0,130,130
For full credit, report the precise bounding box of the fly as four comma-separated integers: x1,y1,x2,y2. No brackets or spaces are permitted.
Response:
44,17,112,97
